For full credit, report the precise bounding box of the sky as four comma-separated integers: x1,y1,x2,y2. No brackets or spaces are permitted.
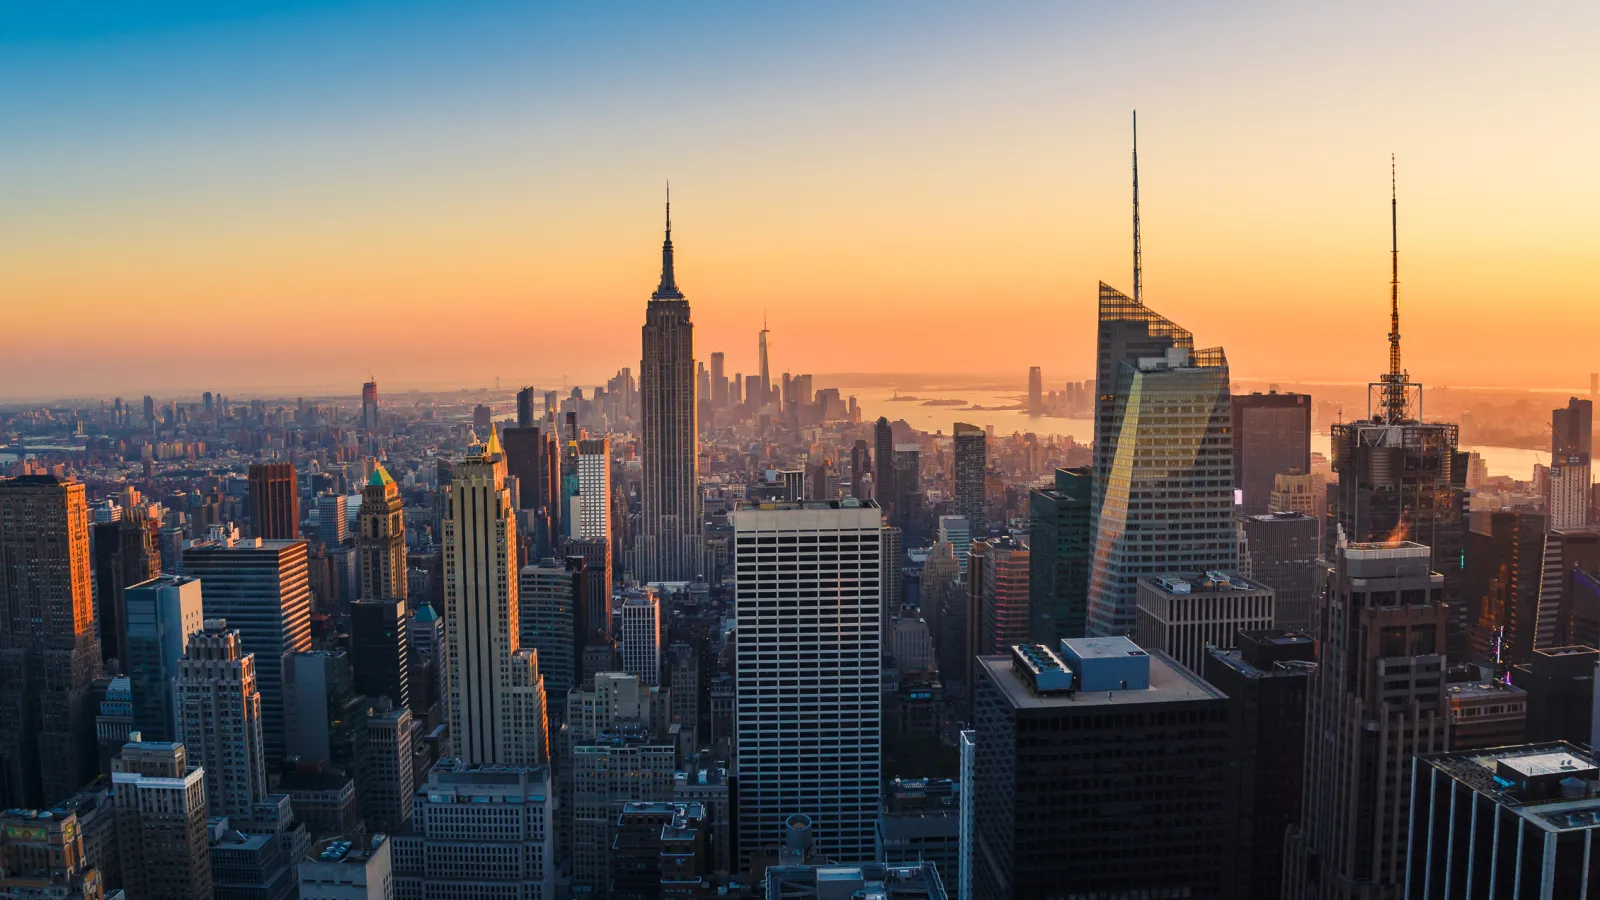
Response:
2,1,1597,399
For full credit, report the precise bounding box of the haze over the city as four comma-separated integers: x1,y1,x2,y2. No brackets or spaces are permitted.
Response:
3,0,1597,398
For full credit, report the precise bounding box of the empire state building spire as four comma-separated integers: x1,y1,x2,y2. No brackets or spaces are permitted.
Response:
653,183,683,300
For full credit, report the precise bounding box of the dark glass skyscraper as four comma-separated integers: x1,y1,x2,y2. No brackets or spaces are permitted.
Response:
873,416,895,514
636,193,701,583
1027,466,1092,642
952,422,986,533
1232,391,1311,515
247,461,300,540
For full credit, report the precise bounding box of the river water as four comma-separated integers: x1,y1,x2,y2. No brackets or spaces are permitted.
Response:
844,386,1551,481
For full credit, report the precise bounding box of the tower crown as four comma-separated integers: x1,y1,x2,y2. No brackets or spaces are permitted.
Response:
652,183,684,300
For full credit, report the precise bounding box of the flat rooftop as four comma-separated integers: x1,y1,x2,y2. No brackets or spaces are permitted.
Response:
1422,743,1600,833
978,650,1224,711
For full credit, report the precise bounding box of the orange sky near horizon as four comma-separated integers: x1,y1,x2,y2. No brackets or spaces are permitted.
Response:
2,2,1597,399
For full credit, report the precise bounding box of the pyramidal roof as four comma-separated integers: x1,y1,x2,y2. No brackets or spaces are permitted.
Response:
367,465,395,488
485,423,503,457
414,603,441,623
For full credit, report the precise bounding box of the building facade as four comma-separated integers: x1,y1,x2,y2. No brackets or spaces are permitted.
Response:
181,537,313,762
442,432,549,766
357,467,407,604
1088,341,1236,636
110,740,212,900
0,475,102,808
1026,466,1092,643
174,621,266,820
1283,540,1449,899
970,638,1234,899
1134,571,1274,675
636,198,702,583
248,462,300,541
392,762,554,900
1232,391,1312,516
733,500,882,867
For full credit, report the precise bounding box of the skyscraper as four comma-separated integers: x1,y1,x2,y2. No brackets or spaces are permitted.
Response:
92,510,160,669
621,588,662,687
392,762,555,900
734,500,882,867
111,740,212,900
1026,366,1043,415
850,439,870,500
976,536,1030,654
1325,165,1467,656
1027,466,1092,642
356,466,406,603
360,379,378,430
1465,509,1547,669
516,385,537,429
1087,341,1235,636
124,574,205,742
1283,539,1448,899
247,462,300,540
518,559,579,704
1407,741,1600,899
874,417,895,511
1201,630,1315,900
575,437,611,541
970,638,1234,899
182,537,313,762
636,192,702,583
758,318,772,407
1240,511,1320,631
892,444,921,544
443,429,549,765
1549,396,1593,530
0,475,102,808
175,621,266,819
709,350,727,408
349,598,410,709
1232,391,1312,515
952,422,987,533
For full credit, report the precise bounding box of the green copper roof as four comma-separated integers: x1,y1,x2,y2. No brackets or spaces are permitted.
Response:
414,603,440,622
367,465,395,487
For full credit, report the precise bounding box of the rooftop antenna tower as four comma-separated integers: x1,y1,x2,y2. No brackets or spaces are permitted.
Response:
1371,155,1420,424
1132,110,1143,305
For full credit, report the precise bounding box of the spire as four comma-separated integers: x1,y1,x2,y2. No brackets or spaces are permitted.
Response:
485,422,503,458
652,181,683,300
1380,155,1409,424
1132,110,1143,305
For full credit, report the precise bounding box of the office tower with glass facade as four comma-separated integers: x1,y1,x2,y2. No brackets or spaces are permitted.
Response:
734,500,882,867
1027,466,1093,643
349,597,410,709
0,475,102,808
248,462,300,540
92,510,161,669
1088,340,1236,637
182,537,312,762
970,638,1234,899
1240,511,1320,631
124,574,205,742
519,559,580,705
443,431,549,766
874,418,895,511
952,422,987,532
1407,741,1600,899
1232,391,1312,515
976,536,1030,654
1202,630,1314,900
1283,539,1448,899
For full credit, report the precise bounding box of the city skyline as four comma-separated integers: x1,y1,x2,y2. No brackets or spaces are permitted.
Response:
4,2,1598,396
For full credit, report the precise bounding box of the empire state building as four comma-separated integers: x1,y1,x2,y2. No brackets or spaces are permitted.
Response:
636,191,702,582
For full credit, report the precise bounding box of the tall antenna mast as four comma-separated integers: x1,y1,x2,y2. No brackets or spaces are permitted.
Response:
1382,155,1407,423
1132,110,1143,304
